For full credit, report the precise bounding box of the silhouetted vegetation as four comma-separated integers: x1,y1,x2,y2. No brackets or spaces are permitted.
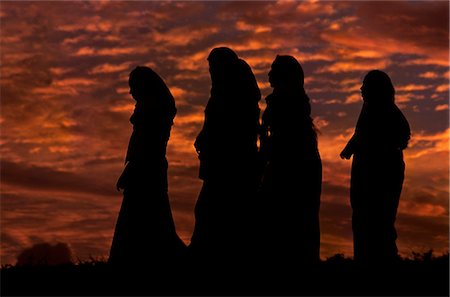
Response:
1,251,448,296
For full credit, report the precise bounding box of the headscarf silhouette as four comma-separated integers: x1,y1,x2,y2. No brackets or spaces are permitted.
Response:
361,69,395,104
127,66,176,126
341,69,411,264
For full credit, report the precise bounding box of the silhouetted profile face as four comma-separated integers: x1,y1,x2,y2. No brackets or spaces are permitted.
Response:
361,70,395,105
268,55,304,89
128,66,159,102
207,47,238,84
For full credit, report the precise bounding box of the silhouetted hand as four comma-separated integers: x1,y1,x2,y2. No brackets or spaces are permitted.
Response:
116,163,131,191
340,147,352,160
194,130,205,155
116,174,125,192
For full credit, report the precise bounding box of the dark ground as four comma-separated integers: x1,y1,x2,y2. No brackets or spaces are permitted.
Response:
1,252,448,296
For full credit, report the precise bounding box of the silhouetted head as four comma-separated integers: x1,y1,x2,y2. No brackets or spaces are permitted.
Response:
128,66,176,119
361,70,395,105
207,47,239,85
129,66,168,102
269,55,304,89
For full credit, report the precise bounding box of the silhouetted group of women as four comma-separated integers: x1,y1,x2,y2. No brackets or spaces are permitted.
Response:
108,47,411,272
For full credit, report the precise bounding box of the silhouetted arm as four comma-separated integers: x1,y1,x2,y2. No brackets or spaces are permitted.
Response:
259,108,271,164
340,135,357,160
194,98,218,157
194,129,205,155
340,103,368,159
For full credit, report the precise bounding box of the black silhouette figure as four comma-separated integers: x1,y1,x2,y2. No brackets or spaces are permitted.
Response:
189,47,261,268
340,70,410,264
259,55,322,267
109,66,186,268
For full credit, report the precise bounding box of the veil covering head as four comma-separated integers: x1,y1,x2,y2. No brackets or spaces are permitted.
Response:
207,47,239,94
207,47,239,65
362,70,395,105
237,58,261,105
128,66,177,123
271,55,305,88
269,55,311,118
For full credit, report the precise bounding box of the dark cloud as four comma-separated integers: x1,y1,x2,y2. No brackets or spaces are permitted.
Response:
1,161,116,196
397,213,449,255
16,242,73,266
357,1,449,52
1,191,120,265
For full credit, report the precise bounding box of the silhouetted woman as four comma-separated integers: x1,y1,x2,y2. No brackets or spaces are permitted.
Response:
109,66,185,268
189,47,261,268
260,55,322,267
340,70,410,264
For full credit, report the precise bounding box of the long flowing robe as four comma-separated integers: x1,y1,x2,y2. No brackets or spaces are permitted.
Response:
189,62,261,267
109,101,185,268
259,89,322,266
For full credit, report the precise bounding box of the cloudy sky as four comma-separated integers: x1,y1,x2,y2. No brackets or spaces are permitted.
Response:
1,1,448,265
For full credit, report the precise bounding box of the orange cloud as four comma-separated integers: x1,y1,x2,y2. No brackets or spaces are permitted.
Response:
49,67,72,76
53,78,97,87
235,21,271,33
62,35,86,45
172,49,210,71
318,128,355,164
406,128,449,160
316,59,389,74
74,47,96,56
397,84,432,92
348,50,384,59
153,26,219,46
32,78,97,98
73,47,147,56
57,16,112,33
109,102,134,113
419,71,440,79
90,62,132,74
321,30,448,68
396,94,414,103
435,84,449,93
344,93,361,104
435,104,449,111
97,47,147,56
404,56,449,68
169,86,200,105
32,86,78,97
230,39,280,52
300,52,334,62
314,117,330,129
242,54,274,70
296,1,336,15
399,201,447,217
48,146,73,154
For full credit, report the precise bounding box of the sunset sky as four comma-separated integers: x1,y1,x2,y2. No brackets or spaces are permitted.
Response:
1,1,448,265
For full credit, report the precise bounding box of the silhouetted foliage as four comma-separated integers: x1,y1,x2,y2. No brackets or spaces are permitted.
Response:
16,242,73,266
1,252,448,296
